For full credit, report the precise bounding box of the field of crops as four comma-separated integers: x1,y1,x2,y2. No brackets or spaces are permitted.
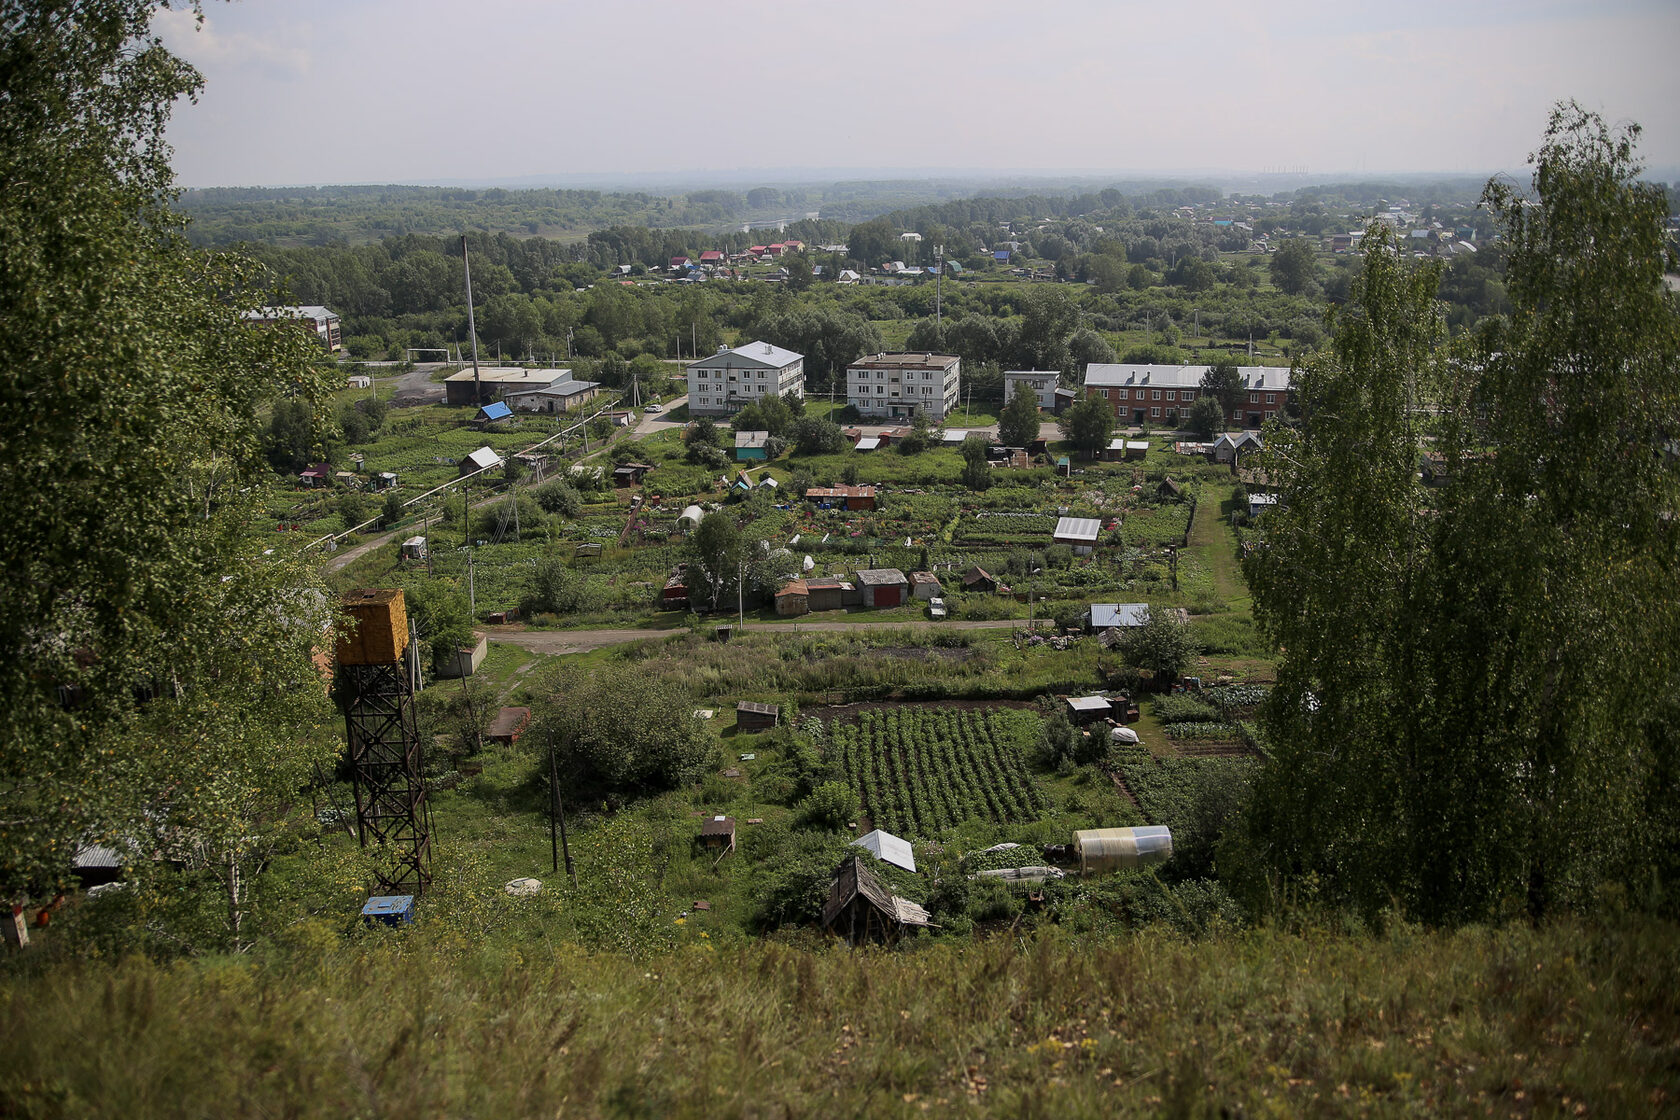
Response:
1113,747,1257,828
829,707,1046,837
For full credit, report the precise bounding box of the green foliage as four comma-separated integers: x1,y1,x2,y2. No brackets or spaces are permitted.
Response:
829,708,1046,837
1188,394,1226,439
1152,694,1221,724
521,556,599,616
265,398,319,473
0,0,337,919
1268,236,1318,295
336,490,373,532
959,433,992,490
1245,106,1680,922
535,662,715,797
1118,607,1199,681
792,415,845,455
798,780,857,831
1057,394,1114,460
997,380,1042,448
534,479,583,517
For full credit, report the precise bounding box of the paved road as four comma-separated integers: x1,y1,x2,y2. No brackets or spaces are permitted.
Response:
488,617,1029,656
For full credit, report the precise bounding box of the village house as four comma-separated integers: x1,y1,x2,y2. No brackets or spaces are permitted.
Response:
1212,430,1263,464
687,341,805,417
734,430,771,461
1004,370,1059,410
505,376,602,414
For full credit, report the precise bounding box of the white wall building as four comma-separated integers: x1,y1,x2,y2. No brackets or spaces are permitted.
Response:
686,341,805,416
1004,370,1059,410
845,353,961,422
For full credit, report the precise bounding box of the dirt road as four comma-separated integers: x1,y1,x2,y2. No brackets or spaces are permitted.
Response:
488,617,1028,656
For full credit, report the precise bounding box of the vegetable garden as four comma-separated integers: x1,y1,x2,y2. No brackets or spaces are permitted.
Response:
828,707,1046,837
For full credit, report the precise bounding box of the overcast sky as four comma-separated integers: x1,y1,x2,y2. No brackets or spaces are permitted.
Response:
157,0,1680,188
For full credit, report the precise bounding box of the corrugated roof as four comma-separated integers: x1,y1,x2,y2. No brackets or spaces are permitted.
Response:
1053,516,1102,542
463,446,502,471
737,700,780,716
735,430,769,448
1067,695,1113,712
691,340,803,370
853,829,916,872
478,401,512,421
853,568,907,586
854,436,881,451
1091,603,1148,628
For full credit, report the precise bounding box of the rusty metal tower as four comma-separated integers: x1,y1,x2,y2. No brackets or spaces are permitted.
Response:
337,589,433,896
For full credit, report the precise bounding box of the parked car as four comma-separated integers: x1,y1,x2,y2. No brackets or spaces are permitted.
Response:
643,403,662,413
928,597,947,619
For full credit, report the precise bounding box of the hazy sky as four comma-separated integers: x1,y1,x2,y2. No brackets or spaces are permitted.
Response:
157,0,1680,188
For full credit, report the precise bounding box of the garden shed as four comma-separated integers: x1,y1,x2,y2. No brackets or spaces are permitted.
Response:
854,568,909,608
821,856,933,946
774,579,809,617
909,571,942,601
487,706,530,746
1074,826,1173,875
852,829,916,872
805,575,855,612
459,446,503,478
962,566,999,593
735,430,770,461
736,701,780,731
400,536,428,561
1088,603,1148,631
699,815,736,853
1066,695,1113,723
1053,517,1103,556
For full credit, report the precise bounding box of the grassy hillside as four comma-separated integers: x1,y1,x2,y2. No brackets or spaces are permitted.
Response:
2,917,1674,1117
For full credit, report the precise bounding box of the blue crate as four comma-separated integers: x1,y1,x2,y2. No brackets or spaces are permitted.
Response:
360,895,415,926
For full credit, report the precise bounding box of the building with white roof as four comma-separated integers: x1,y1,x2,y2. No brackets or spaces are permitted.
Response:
1083,363,1293,430
686,340,805,416
240,305,342,353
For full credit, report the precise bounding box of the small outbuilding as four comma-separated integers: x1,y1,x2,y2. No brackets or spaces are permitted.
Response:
1088,603,1148,631
805,485,876,511
852,829,916,872
1066,695,1113,723
805,575,855,612
774,579,809,617
909,571,942,601
1053,516,1103,556
735,430,770,461
459,446,503,478
821,856,933,946
487,706,531,746
474,401,514,427
736,701,780,731
699,815,736,853
614,462,654,487
400,536,428,561
961,565,998,593
678,505,705,532
853,568,909,608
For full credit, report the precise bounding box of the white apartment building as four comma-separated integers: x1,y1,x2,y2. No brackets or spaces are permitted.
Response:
1004,370,1059,410
686,341,805,416
845,353,961,422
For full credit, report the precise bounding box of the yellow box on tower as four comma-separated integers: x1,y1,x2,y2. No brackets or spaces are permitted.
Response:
337,588,409,666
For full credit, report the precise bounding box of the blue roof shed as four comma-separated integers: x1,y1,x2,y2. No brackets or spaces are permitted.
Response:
477,401,513,423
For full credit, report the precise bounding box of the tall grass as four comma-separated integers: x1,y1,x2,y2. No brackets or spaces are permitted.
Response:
2,917,1673,1117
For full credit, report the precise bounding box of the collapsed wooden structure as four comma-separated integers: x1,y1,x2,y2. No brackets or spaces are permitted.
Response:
821,856,933,946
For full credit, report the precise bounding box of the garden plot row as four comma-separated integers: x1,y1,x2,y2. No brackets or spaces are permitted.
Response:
829,708,1046,838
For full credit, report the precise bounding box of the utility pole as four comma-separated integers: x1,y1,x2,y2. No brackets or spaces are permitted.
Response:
548,733,577,887
737,557,745,626
461,235,483,405
934,244,944,336
467,550,476,618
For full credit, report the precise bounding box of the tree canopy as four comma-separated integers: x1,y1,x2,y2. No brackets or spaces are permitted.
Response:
1242,105,1680,922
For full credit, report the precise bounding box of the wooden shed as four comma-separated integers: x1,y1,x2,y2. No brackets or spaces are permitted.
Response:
821,856,933,946
774,579,810,617
487,706,531,746
961,565,998,593
805,575,853,613
699,815,736,853
736,701,780,731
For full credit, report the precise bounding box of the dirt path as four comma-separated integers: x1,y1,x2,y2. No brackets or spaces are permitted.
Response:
1186,483,1250,608
489,617,1026,656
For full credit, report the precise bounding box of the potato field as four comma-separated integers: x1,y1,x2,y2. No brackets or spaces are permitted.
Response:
828,707,1046,837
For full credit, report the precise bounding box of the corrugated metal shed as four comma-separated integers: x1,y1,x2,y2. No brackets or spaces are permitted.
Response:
1090,603,1148,629
1053,516,1102,543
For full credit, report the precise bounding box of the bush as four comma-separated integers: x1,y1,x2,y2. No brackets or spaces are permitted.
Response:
534,480,583,518
1153,694,1222,724
798,780,857,831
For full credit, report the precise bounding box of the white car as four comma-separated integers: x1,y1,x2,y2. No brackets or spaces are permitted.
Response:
643,403,662,413
928,597,947,619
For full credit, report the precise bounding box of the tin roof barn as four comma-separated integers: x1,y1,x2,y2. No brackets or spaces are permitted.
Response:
700,815,736,852
852,829,916,872
821,856,932,945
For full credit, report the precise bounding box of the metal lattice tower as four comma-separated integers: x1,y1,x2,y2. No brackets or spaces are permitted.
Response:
338,590,433,897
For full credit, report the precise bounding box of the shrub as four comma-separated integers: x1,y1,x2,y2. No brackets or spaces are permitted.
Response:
534,480,583,518
1153,694,1222,724
798,781,857,831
